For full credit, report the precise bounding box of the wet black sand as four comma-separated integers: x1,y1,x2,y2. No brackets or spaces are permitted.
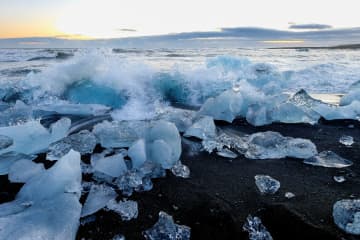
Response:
1,119,359,240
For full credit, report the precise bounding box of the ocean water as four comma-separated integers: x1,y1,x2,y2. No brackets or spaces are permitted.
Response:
0,47,359,121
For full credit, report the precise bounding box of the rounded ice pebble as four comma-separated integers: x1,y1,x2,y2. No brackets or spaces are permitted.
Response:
333,199,360,235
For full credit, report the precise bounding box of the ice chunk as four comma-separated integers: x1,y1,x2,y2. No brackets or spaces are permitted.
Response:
198,90,243,123
339,135,354,146
0,150,82,240
334,176,346,183
245,131,317,159
255,175,280,195
128,139,147,169
0,100,33,127
333,199,360,235
81,184,117,217
243,215,273,240
171,161,190,178
340,88,360,106
285,192,295,199
216,148,238,158
113,234,126,240
246,104,271,126
115,170,146,196
202,132,248,154
0,135,13,149
93,153,128,178
314,100,360,120
144,211,191,240
158,107,195,133
184,116,216,140
0,152,37,175
106,199,138,221
8,159,45,183
47,130,97,160
270,102,319,125
93,120,147,148
36,102,110,116
146,121,181,169
304,151,353,168
0,118,71,155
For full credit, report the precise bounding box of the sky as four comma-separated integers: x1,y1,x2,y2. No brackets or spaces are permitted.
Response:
0,0,360,47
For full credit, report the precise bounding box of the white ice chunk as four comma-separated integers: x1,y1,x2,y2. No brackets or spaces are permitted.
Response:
216,148,238,158
0,118,71,155
184,116,216,140
106,199,138,221
255,175,280,195
304,151,353,168
144,211,191,240
243,215,273,240
8,160,45,183
81,184,117,217
93,153,128,178
0,150,82,240
333,199,360,235
171,161,190,178
339,135,354,146
0,152,37,175
128,139,147,169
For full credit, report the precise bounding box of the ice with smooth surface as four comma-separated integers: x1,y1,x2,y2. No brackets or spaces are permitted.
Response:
146,121,181,169
128,139,147,169
245,131,317,159
285,192,296,199
171,161,190,178
106,199,138,221
333,199,360,235
47,130,97,160
216,148,238,158
304,151,353,168
144,211,191,240
0,150,82,240
0,152,37,175
340,88,360,106
184,116,216,140
93,153,128,178
81,184,117,217
243,215,273,240
339,135,354,146
0,118,71,155
255,175,280,195
0,135,13,149
334,176,346,183
36,102,110,116
8,159,45,183
158,107,195,133
93,120,147,148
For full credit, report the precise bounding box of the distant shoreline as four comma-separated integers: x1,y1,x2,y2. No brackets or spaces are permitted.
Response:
269,43,360,50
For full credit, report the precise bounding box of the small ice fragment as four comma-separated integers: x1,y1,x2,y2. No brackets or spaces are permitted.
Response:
184,116,217,140
243,215,273,240
115,170,145,196
81,184,117,217
171,161,190,178
143,211,191,240
304,151,353,168
333,199,360,235
80,215,97,226
8,160,45,183
216,148,238,158
0,135,13,150
255,175,280,195
112,234,126,240
339,135,354,146
285,192,295,199
106,199,138,221
334,176,346,183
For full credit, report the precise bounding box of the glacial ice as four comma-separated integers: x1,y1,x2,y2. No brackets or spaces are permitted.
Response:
93,120,147,148
157,107,195,133
143,211,191,240
216,148,238,158
333,199,360,235
245,131,317,159
106,199,138,221
0,150,82,240
0,118,71,155
334,176,346,183
303,151,353,168
0,152,37,175
170,161,190,178
339,135,354,146
146,121,182,169
0,135,13,149
128,139,147,169
113,234,126,240
92,153,128,178
0,100,33,127
243,215,273,240
184,116,217,140
81,184,117,217
8,159,45,183
255,175,280,195
285,192,296,199
340,88,360,106
36,102,110,116
47,130,97,160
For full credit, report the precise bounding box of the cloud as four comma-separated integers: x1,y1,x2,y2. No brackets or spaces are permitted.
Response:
289,24,332,30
